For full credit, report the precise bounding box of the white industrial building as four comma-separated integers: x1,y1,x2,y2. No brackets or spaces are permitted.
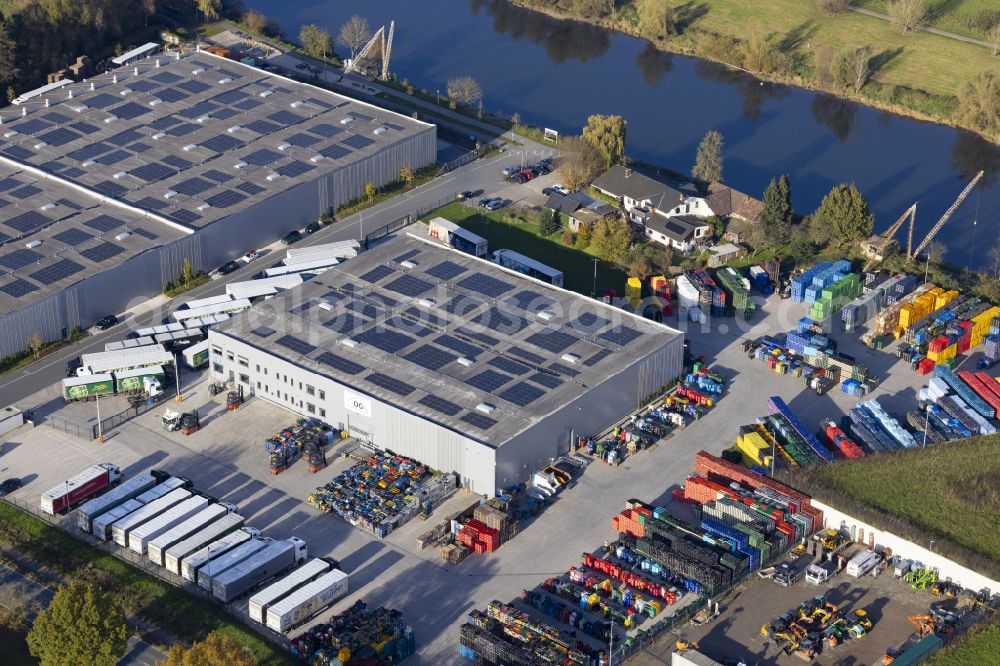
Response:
0,46,435,358
208,233,684,496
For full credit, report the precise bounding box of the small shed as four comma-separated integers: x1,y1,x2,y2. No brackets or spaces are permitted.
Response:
706,243,747,268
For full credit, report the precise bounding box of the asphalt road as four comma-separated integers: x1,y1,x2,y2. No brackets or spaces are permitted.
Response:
0,562,165,665
0,140,557,410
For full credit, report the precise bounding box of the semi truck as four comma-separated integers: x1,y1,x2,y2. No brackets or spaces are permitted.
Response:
77,346,173,376
265,569,348,633
92,476,189,540
248,558,332,624
90,500,144,541
182,340,210,369
76,470,166,532
147,504,232,567
164,514,249,576
211,537,308,603
40,463,122,515
61,374,116,402
197,538,272,590
111,488,191,547
181,529,260,582
127,495,210,555
62,368,164,402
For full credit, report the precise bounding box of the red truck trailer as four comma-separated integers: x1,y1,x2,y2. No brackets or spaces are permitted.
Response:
40,463,122,515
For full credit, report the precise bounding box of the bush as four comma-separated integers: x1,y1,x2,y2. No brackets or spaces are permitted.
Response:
816,0,848,17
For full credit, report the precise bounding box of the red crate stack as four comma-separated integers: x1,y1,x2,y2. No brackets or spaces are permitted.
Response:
611,509,646,538
917,358,935,375
928,336,950,354
458,519,500,553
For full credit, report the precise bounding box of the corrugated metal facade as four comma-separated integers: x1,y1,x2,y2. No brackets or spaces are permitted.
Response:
0,128,435,359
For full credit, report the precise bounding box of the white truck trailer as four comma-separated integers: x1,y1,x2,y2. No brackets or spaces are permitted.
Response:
181,528,258,582
93,476,189,540
211,537,308,603
182,339,210,369
248,558,332,624
164,514,249,576
111,488,191,547
128,495,209,554
91,500,145,541
147,504,231,566
76,470,165,532
846,549,881,578
265,569,349,633
78,346,172,376
197,538,271,590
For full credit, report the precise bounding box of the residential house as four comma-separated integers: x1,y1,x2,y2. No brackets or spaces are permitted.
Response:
644,215,712,253
706,243,748,268
544,192,616,233
705,181,764,224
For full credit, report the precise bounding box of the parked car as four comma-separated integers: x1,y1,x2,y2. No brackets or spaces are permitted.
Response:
281,230,302,245
502,166,521,177
542,187,557,196
305,221,321,234
66,357,82,377
95,315,118,330
219,260,241,275
552,184,571,195
0,478,20,495
518,169,534,181
508,173,527,184
241,249,260,263
483,199,504,212
456,191,476,200
534,163,552,174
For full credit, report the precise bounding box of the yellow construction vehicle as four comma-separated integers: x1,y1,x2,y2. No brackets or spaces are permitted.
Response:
820,529,846,551
931,581,961,597
675,639,699,651
908,614,936,639
848,609,872,639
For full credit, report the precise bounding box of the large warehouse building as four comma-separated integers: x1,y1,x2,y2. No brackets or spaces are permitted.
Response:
208,233,684,496
0,47,435,358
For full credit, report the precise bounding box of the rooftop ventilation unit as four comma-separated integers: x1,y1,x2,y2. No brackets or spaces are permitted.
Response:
416,297,435,308
290,100,304,109
373,127,386,135
195,115,210,123
400,260,417,269
561,353,580,364
196,203,211,211
265,172,280,182
114,231,131,241
457,357,473,367
475,403,496,414
277,142,291,151
112,171,127,179
33,141,47,150
182,143,197,152
163,190,177,199
2,130,17,138
233,161,247,169
341,338,359,348
318,301,333,311
218,77,232,84
68,104,87,113
191,68,204,76
339,117,354,125
227,125,241,134
309,155,324,163
39,203,56,211
152,131,166,140
81,159,96,167
120,88,133,96
537,311,555,321
148,98,162,106
25,240,42,249
104,115,118,123
258,90,273,98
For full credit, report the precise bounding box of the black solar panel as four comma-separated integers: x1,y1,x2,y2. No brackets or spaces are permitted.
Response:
29,258,84,285
498,381,545,407
112,102,149,120
233,98,261,111
177,100,218,120
475,307,530,335
52,228,94,247
70,121,99,135
548,362,580,377
127,80,158,93
384,273,434,298
322,313,361,334
95,149,130,165
133,196,168,211
60,167,85,179
82,214,125,232
8,184,42,200
320,144,351,160
459,273,515,298
201,134,243,153
68,143,112,162
0,177,20,192
525,329,577,353
5,210,49,233
506,290,555,313
507,346,546,365
418,394,462,417
435,334,481,359
213,89,247,105
173,177,214,196
275,334,317,355
387,316,431,338
244,119,281,134
309,123,343,138
178,79,210,94
488,356,530,376
268,110,306,125
1,145,32,160
342,133,375,149
529,372,563,389
169,209,201,225
162,155,192,170
461,411,498,431
250,326,275,338
79,241,125,263
316,351,365,375
43,111,70,124
456,327,500,347
354,328,415,354
425,260,465,281
404,345,456,371
359,265,395,283
466,369,511,393
394,249,421,264
583,348,612,367
202,169,233,183
37,127,82,147
286,132,320,147
0,278,37,297
237,181,266,195
243,148,282,166
130,163,176,182
166,122,200,137
598,325,642,346
15,118,50,134
276,161,314,178
131,227,158,240
155,87,189,103
149,116,182,130
150,71,182,84
211,107,237,121
0,248,42,270
205,190,247,208
573,312,610,331
106,129,143,146
367,372,415,396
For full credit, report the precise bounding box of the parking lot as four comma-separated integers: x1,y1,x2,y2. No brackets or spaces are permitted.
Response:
0,294,953,663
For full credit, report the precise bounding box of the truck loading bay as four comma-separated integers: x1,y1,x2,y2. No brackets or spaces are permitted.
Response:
0,293,981,664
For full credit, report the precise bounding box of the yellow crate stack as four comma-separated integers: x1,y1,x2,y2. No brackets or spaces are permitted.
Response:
736,426,773,468
896,287,948,338
971,306,1000,347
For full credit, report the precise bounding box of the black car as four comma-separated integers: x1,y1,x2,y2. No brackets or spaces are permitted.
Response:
66,357,82,377
305,221,321,234
219,261,241,275
95,314,118,330
508,173,528,184
282,230,302,245
0,479,21,495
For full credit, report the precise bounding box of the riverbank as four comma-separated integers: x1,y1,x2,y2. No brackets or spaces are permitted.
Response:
506,0,999,144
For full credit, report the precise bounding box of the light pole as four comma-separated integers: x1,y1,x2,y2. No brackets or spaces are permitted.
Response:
922,406,930,448
96,394,104,444
592,258,598,299
175,352,183,402
924,252,931,284
436,89,440,105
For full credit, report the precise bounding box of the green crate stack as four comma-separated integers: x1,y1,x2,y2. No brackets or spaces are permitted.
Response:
809,273,862,320
716,268,751,313
733,523,771,563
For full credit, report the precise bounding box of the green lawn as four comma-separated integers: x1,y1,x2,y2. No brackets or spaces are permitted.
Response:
0,503,291,665
776,434,1000,579
855,0,1000,40
928,615,1000,665
426,202,628,296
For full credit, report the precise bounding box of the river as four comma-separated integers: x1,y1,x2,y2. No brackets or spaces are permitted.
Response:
248,0,1000,270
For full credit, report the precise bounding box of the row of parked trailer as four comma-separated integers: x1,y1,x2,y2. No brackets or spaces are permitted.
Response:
46,465,349,633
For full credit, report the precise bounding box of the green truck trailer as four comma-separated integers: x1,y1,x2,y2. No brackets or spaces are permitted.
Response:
62,366,165,402
63,374,115,401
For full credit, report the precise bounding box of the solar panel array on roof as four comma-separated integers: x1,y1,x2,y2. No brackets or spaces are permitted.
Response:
52,228,94,246
457,327,499,347
173,177,214,196
155,87,188,104
285,132,320,147
525,329,577,354
323,313,361,334
9,184,42,200
202,169,233,183
475,307,530,335
498,382,545,407
418,394,462,417
93,180,127,197
466,369,511,393
1,145,33,160
459,273,515,298
16,118,50,134
112,102,150,121
598,325,643,346
166,122,199,136
0,177,21,191
342,134,375,149
250,326,275,338
243,148,282,166
5,210,49,233
244,119,281,135
37,127,82,147
461,412,497,431
403,345,456,371
355,328,414,354
130,163,176,182
488,356,530,376
583,348,612,367
268,110,305,125
316,351,365,375
320,144,351,160
506,290,554,312
162,155,192,170
94,149,130,166
168,209,201,225
179,79,210,94
204,190,247,208
276,161,313,178
201,134,243,153
30,258,84,285
308,123,342,138
0,248,42,270
506,346,545,365
131,227,159,240
68,143,111,162
0,279,37,297
359,265,394,283
236,181,266,195
528,372,563,389
366,372,415,396
548,362,579,377
384,273,433,298
435,334,480,359
83,214,124,232
275,334,317,356
106,129,143,146
79,242,125,263
425,260,465,281
393,248,420,264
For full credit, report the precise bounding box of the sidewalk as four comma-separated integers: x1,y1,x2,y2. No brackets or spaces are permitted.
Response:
848,6,996,49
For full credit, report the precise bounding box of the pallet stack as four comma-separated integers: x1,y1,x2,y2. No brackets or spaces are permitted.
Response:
768,396,836,463
289,601,412,664
862,282,934,347
841,274,906,331
809,272,862,320
715,267,752,319
459,601,596,665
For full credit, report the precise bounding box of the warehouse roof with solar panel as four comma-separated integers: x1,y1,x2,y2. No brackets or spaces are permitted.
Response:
0,46,432,314
215,232,683,446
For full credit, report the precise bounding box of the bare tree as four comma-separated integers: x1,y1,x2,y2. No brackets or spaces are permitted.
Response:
196,0,221,22
299,24,333,60
927,241,946,267
832,46,871,92
816,0,847,17
447,75,483,107
27,332,43,359
338,15,371,60
887,0,925,35
990,23,1000,57
242,10,268,35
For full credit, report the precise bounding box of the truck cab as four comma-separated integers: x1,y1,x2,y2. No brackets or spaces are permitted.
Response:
288,536,308,564
805,561,838,585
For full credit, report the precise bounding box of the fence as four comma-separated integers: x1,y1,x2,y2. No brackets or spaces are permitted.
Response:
616,595,708,662
438,149,478,175
45,414,95,440
363,194,456,246
93,391,170,439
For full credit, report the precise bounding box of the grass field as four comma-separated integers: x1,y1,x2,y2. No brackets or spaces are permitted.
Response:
776,433,1000,579
928,615,1000,665
0,503,290,665
855,0,999,40
426,202,628,296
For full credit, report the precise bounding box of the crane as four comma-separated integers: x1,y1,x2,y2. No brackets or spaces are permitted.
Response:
343,20,395,81
862,203,916,269
910,170,984,259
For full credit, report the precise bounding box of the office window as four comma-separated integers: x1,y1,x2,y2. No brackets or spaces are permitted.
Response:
264,368,268,376
239,373,250,384
211,345,222,355
227,351,234,361
256,364,260,372
299,382,302,390
319,408,326,418
213,363,223,373
306,385,315,396
238,356,248,368
318,390,325,400
306,403,316,414
256,381,261,389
